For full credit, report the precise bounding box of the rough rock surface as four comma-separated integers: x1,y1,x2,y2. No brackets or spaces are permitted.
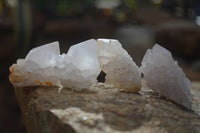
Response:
140,44,192,109
15,83,200,133
9,40,101,89
97,39,141,92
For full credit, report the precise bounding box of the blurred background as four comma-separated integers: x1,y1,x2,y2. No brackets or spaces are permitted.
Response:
0,0,200,132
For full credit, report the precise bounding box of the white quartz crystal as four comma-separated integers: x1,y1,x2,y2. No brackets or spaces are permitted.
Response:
97,39,141,92
140,44,192,108
9,39,101,89
10,39,192,108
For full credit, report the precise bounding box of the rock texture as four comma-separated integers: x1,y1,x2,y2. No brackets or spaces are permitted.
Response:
97,39,141,92
15,83,200,133
140,44,192,109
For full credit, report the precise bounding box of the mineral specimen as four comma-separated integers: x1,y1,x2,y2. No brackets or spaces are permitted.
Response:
9,39,101,89
97,39,141,92
140,44,192,108
9,38,192,109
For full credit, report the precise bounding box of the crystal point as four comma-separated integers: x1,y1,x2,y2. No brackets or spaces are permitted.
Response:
97,39,141,92
25,41,60,68
140,44,192,108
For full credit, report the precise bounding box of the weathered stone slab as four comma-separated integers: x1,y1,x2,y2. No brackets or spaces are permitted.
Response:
15,83,200,133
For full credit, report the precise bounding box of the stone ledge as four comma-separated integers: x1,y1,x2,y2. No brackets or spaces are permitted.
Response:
15,83,200,133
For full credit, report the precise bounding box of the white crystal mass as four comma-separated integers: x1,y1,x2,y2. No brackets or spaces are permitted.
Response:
9,40,101,89
9,39,192,109
97,39,141,92
140,44,192,108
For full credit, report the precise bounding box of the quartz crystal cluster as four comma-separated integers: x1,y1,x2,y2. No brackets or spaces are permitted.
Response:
140,44,192,108
9,39,101,89
97,39,141,92
9,39,192,109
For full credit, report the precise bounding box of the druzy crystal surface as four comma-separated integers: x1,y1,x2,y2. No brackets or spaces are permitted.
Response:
97,39,141,92
9,39,101,89
140,44,192,108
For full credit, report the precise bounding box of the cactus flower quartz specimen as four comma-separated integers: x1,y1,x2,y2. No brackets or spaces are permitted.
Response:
140,44,192,108
9,39,101,89
97,39,141,93
9,38,192,109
